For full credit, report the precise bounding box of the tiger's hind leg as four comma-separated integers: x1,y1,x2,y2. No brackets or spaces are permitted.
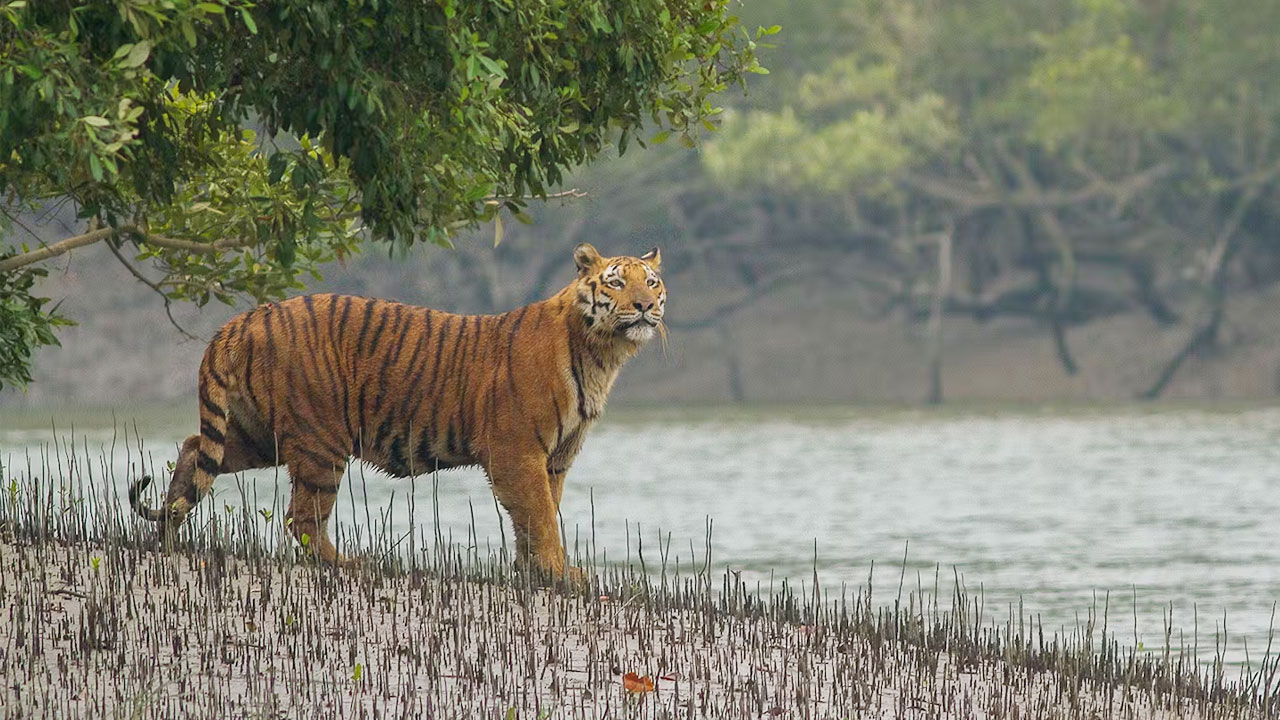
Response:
148,434,202,538
283,450,348,565
138,416,278,539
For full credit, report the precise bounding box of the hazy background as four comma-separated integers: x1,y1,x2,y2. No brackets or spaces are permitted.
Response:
7,0,1280,408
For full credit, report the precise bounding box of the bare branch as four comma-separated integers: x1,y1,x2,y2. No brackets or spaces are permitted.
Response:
334,188,590,224
129,231,250,254
0,227,117,272
104,239,202,343
0,205,44,242
901,162,1173,212
667,261,897,331
0,223,250,273
526,188,588,201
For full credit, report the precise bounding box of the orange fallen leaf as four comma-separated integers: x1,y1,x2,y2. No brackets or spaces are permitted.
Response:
622,672,654,694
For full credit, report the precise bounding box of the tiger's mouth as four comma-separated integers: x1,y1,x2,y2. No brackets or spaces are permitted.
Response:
616,316,660,342
618,318,657,330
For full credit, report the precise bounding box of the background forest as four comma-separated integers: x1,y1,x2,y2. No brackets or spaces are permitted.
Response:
7,0,1280,406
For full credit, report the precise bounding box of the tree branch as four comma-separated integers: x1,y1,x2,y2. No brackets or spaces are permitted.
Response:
901,162,1173,212
104,239,202,343
334,188,589,224
0,227,117,273
666,262,895,331
0,224,250,273
1141,185,1263,399
525,187,588,201
0,204,44,242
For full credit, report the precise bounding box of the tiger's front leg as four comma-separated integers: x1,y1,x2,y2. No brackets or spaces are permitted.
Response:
488,455,575,579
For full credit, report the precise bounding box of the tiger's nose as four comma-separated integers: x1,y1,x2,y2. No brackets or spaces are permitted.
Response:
633,300,655,312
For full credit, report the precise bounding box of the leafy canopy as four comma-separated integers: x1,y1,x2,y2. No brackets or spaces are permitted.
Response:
0,0,766,389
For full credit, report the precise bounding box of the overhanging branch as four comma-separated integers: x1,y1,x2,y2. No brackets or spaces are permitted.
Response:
0,224,250,273
0,227,117,273
104,239,202,343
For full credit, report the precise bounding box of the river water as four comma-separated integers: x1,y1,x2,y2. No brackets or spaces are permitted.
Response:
3,404,1278,665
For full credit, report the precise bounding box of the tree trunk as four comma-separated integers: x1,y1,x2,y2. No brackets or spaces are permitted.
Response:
1000,146,1080,375
1021,214,1080,375
1141,187,1260,399
1046,295,1079,375
717,324,746,403
926,232,952,405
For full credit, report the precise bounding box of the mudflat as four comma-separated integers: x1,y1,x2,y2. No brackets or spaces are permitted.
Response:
1,534,1272,719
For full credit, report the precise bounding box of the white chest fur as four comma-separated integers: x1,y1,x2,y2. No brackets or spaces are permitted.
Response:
562,361,621,422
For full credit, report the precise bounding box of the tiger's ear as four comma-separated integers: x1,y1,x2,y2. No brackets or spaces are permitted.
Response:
639,246,661,269
573,243,603,275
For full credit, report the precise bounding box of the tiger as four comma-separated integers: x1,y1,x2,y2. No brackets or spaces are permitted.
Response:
129,243,666,576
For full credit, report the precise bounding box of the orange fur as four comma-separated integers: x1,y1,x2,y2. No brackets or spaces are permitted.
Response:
129,244,665,574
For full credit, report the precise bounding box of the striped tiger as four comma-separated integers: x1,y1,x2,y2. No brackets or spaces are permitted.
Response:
129,243,665,575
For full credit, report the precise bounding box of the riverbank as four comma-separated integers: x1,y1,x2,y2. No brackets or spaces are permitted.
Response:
2,483,1275,719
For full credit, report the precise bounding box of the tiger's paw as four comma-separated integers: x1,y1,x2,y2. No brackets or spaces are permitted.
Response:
513,554,584,588
563,565,590,589
539,562,591,590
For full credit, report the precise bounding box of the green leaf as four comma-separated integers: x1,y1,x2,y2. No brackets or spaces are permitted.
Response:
239,8,257,34
82,115,110,127
477,55,506,79
268,153,290,185
121,40,152,69
277,233,296,268
428,227,455,249
465,182,495,202
493,215,503,247
88,154,103,181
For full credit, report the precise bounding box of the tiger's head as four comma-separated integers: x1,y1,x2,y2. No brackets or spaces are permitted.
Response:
572,243,666,344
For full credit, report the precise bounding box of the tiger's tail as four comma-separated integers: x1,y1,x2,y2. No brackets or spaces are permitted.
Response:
128,345,232,525
127,475,166,521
